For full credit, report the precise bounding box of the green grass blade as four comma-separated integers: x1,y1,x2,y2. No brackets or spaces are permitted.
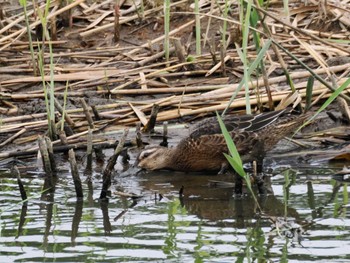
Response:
305,76,314,111
224,153,245,178
222,0,229,49
216,112,243,167
223,39,272,115
272,39,350,102
298,77,350,132
242,0,253,114
164,0,170,61
217,112,261,211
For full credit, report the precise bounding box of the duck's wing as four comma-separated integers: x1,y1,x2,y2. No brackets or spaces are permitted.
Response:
190,108,291,138
243,108,291,132
190,116,240,138
182,129,260,160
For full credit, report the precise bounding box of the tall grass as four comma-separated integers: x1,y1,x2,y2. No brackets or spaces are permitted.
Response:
241,0,253,114
19,0,37,75
217,112,261,211
249,1,273,110
164,0,170,62
20,0,57,139
223,39,272,115
282,0,290,22
194,0,201,56
221,0,229,49
297,77,350,131
224,0,266,115
61,81,69,131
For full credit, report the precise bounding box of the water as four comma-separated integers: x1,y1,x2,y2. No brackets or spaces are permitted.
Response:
0,157,349,262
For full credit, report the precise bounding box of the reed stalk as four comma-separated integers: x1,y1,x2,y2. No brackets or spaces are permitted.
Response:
164,0,170,62
221,0,229,49
223,39,272,115
37,0,56,139
241,0,253,114
19,0,37,76
61,81,69,131
194,0,201,55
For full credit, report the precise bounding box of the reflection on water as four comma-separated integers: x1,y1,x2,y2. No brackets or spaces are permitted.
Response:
0,161,349,262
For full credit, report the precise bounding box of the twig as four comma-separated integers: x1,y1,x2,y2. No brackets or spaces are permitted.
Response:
142,104,160,133
100,128,129,199
68,149,83,199
81,98,95,129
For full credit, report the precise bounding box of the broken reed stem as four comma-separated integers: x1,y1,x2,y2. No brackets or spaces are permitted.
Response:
100,128,129,200
337,97,350,123
220,41,226,77
68,149,84,199
105,128,129,173
59,130,68,145
44,136,57,173
81,98,94,129
63,122,74,136
260,61,274,111
91,105,101,120
160,121,168,147
0,136,134,159
208,37,218,64
173,38,186,65
12,165,27,201
142,104,160,133
54,97,75,127
86,128,93,170
49,119,58,141
121,149,129,164
135,123,143,148
206,54,230,77
38,136,53,179
0,0,85,48
136,47,175,68
0,128,26,148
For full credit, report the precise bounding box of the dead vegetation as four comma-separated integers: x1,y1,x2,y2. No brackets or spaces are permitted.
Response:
0,0,350,159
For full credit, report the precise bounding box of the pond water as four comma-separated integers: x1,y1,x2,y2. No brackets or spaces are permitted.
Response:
0,151,349,262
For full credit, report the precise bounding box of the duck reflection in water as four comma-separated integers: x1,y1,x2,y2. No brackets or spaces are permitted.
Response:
138,171,301,227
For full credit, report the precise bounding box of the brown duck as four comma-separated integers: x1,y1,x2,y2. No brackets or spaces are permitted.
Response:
137,108,310,173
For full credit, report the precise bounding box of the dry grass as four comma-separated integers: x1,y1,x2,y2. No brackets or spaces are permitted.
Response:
0,0,350,155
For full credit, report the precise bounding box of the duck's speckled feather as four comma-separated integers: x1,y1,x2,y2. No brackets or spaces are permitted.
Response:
137,109,310,172
190,108,291,138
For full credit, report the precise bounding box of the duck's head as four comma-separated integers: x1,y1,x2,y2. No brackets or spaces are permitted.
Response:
136,146,172,170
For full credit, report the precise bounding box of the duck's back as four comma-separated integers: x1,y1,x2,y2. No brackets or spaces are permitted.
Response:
190,108,290,138
173,133,235,172
176,109,308,171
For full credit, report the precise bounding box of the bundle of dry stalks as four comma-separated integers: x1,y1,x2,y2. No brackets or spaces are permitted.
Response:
1,0,350,158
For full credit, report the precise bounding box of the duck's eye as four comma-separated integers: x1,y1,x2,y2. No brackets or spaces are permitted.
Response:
142,152,151,158
140,150,154,159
